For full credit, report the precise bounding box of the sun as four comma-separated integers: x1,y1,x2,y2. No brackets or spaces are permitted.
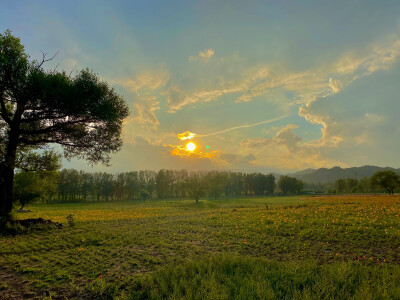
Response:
186,142,196,152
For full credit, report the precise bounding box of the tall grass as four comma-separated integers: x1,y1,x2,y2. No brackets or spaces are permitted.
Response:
132,255,400,299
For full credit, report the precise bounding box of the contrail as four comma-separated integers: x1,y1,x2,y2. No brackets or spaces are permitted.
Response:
197,114,288,138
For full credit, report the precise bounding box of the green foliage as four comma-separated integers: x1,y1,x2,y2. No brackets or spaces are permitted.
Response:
346,178,359,193
278,175,304,195
13,151,61,210
335,178,360,194
0,30,129,219
370,170,400,195
14,172,41,210
53,169,278,203
139,189,150,201
335,178,346,193
185,172,207,203
206,171,227,199
358,177,371,193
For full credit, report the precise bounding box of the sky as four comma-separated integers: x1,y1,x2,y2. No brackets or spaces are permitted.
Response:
1,0,400,173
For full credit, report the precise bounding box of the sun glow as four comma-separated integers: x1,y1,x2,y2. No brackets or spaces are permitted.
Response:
186,142,196,152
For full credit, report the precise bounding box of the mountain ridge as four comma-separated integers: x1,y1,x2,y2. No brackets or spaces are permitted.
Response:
288,165,400,184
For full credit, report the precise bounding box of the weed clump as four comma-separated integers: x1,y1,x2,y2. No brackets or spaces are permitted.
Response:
66,214,75,227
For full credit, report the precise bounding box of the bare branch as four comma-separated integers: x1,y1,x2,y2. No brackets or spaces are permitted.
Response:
51,63,59,74
68,65,77,77
36,50,59,69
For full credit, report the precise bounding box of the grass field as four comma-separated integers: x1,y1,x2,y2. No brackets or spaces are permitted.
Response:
1,195,400,299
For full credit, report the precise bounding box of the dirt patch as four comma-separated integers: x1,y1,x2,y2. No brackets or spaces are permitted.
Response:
0,267,38,299
16,218,63,229
16,210,32,213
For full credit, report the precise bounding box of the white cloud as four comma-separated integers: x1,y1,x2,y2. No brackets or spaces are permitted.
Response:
240,124,343,170
189,48,215,62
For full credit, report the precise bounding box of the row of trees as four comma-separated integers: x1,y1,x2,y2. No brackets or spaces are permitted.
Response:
55,169,280,202
332,171,400,194
14,169,306,205
14,169,399,208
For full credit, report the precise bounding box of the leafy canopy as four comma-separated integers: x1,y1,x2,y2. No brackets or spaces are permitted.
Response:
0,29,129,166
370,170,400,195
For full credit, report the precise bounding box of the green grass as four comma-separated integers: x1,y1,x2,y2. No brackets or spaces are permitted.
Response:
132,256,400,299
1,195,400,299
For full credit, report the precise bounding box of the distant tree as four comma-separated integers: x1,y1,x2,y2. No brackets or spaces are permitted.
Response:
295,179,304,194
253,173,266,196
207,171,227,199
140,189,150,202
278,176,303,195
185,172,207,204
156,170,170,199
39,170,60,203
345,178,358,193
14,165,60,210
335,179,346,194
100,173,113,201
225,172,243,197
0,30,129,222
357,177,371,193
370,171,400,195
14,172,41,211
14,150,60,210
265,174,276,195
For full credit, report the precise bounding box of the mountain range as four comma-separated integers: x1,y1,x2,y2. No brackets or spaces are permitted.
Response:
288,165,400,184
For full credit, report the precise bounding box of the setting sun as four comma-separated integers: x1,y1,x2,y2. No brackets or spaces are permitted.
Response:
186,142,196,152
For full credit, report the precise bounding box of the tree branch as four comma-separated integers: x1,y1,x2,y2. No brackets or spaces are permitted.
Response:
20,113,69,123
36,51,59,69
18,137,92,148
19,118,92,134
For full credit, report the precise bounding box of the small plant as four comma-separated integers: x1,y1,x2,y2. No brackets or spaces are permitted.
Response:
66,214,75,227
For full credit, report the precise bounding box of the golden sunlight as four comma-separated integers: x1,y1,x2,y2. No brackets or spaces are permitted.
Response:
186,142,196,152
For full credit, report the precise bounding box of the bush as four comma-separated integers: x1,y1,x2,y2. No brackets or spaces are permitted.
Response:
66,214,75,227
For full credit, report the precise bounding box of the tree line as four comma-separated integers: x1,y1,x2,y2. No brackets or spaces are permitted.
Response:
14,168,400,209
330,170,400,195
14,169,307,206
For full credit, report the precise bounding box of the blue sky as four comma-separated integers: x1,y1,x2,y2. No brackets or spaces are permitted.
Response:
2,0,400,172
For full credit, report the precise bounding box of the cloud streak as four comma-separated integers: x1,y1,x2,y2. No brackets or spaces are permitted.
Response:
197,114,289,138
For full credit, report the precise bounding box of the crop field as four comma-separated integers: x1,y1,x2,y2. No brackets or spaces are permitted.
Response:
1,195,400,299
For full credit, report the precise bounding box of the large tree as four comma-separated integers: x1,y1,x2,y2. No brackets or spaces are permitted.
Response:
0,30,129,221
370,170,400,195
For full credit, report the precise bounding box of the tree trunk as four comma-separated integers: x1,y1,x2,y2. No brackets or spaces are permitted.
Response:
0,164,15,222
0,130,19,223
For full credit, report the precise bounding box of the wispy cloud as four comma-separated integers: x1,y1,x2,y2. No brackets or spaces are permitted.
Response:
198,115,288,138
240,124,343,170
189,48,215,62
168,36,400,153
115,70,170,129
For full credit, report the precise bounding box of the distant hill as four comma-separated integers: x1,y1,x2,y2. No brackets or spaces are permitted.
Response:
289,165,400,184
290,168,316,177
